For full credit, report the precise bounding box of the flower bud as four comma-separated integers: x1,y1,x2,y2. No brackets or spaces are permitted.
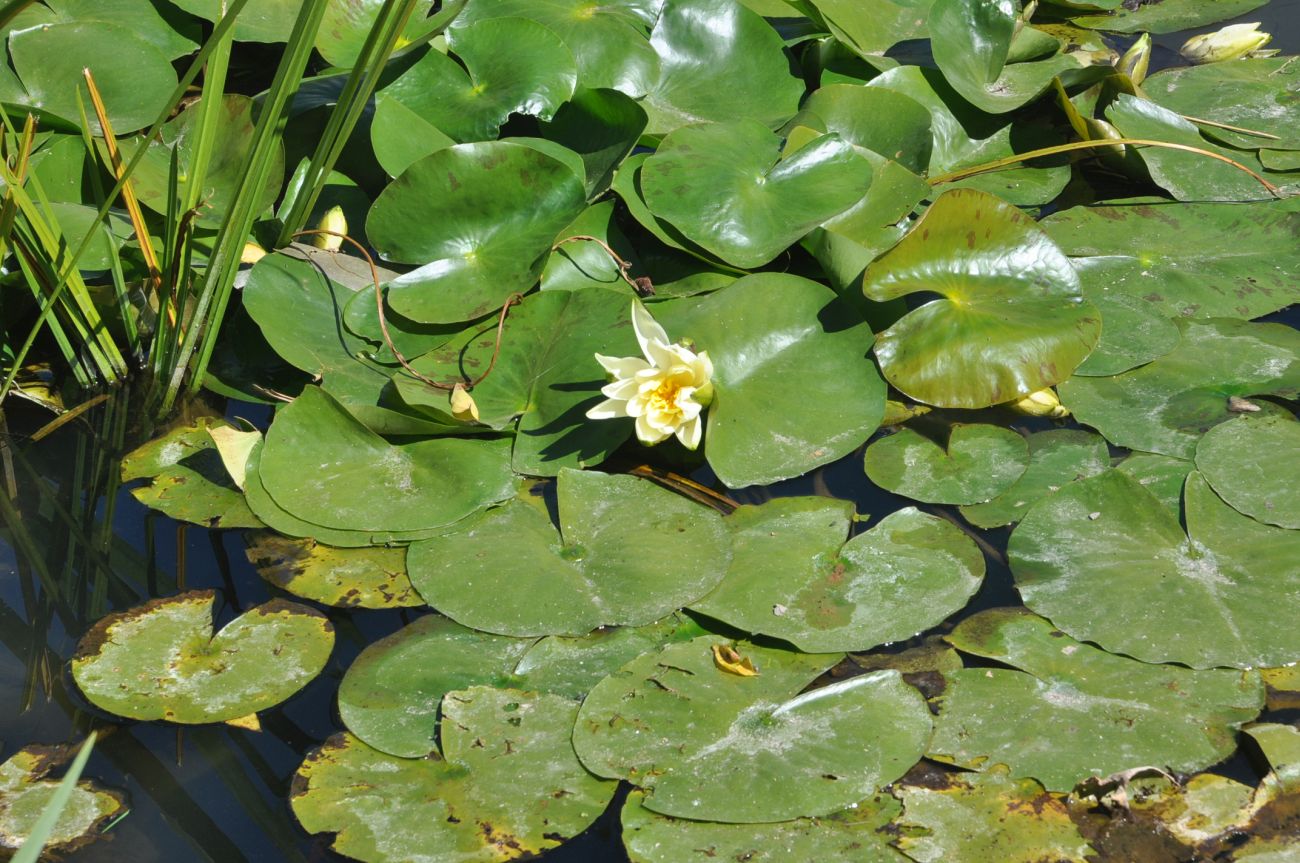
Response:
1117,33,1151,85
450,383,479,422
1179,23,1272,65
240,241,267,264
1009,388,1070,419
311,205,347,251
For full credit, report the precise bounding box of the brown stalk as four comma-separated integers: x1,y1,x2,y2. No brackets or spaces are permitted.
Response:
552,234,654,296
629,464,740,513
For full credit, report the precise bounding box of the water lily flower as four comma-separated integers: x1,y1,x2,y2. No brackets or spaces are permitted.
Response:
587,300,713,449
1008,388,1070,419
1116,33,1151,85
1180,23,1273,65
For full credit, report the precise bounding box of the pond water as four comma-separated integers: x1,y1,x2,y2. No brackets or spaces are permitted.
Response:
2,6,1299,863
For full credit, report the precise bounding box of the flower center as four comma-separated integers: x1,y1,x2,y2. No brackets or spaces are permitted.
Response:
648,380,683,417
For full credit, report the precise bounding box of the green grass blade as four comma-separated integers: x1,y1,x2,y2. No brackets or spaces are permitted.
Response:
10,734,97,863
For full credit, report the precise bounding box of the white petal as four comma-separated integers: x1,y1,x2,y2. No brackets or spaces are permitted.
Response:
694,350,714,383
632,299,671,355
676,415,702,450
594,353,649,378
601,378,641,400
635,414,670,445
586,398,630,420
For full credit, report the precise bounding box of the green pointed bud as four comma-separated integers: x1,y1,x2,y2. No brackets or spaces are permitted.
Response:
1179,23,1271,65
1117,33,1151,85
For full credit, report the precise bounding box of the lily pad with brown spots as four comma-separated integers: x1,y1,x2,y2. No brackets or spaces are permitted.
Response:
244,532,421,609
0,744,127,856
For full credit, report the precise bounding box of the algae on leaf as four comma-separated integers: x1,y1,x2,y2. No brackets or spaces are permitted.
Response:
0,745,127,855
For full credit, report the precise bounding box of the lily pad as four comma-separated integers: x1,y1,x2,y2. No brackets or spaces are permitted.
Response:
929,608,1264,790
1059,317,1300,459
71,590,334,724
244,532,421,609
120,417,262,529
1009,469,1300,668
622,789,908,863
655,273,886,487
793,0,933,56
538,88,648,198
455,0,660,96
406,469,730,636
1195,414,1300,529
1042,197,1300,321
573,636,932,822
640,121,873,268
1069,0,1269,34
1073,289,1183,377
640,0,805,135
43,0,199,59
1115,451,1195,521
896,768,1094,862
542,201,642,292
863,188,1100,409
293,690,615,863
315,0,435,67
375,19,575,143
0,745,127,855
691,497,985,652
960,429,1111,529
168,0,301,42
339,612,706,758
864,423,1029,505
367,142,587,324
8,21,176,133
1144,58,1300,153
258,386,517,533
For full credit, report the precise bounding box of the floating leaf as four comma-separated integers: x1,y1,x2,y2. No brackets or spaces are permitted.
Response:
640,121,872,268
863,188,1100,409
244,531,420,609
258,386,517,533
1009,470,1300,668
367,142,587,324
798,82,933,174
1144,58,1300,153
1195,414,1300,529
1073,290,1182,377
43,0,199,59
640,0,804,135
960,429,1110,529
71,591,334,724
929,608,1263,790
1042,198,1300,321
538,88,649,198
293,690,615,863
656,273,886,487
897,768,1094,862
622,788,908,863
0,745,127,855
1070,0,1269,34
315,0,435,67
865,423,1029,505
120,417,262,529
1059,318,1300,459
692,497,984,652
794,0,934,55
407,470,730,636
574,636,931,822
168,0,300,42
542,201,642,292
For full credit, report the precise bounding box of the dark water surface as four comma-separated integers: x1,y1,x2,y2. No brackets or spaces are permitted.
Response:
2,6,1299,861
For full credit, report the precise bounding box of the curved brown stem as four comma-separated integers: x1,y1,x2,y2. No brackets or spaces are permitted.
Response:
553,234,655,296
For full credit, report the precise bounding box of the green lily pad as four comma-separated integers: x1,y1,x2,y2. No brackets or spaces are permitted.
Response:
691,497,985,652
656,273,886,487
315,0,435,67
537,87,648,198
374,19,576,143
168,0,300,42
609,152,733,264
1042,198,1300,320
120,417,262,529
367,142,587,324
456,0,660,96
1059,318,1300,459
44,202,133,271
798,83,933,174
406,469,730,636
71,590,334,724
960,429,1111,529
293,690,615,863
866,65,1071,206
863,188,1100,409
1144,58,1300,153
8,21,176,133
640,0,805,135
929,0,1089,114
574,636,932,822
258,386,517,533
1009,470,1300,668
1249,723,1300,792
793,0,934,56
1195,414,1300,529
42,0,199,59
0,745,127,855
622,789,908,863
339,612,707,758
115,95,285,229
542,201,643,293
1070,0,1269,34
864,423,1029,505
896,769,1094,863
369,91,455,179
929,608,1264,790
243,531,421,609
1074,290,1182,377
1106,95,1278,203
394,287,637,475
1115,451,1194,521
640,121,873,268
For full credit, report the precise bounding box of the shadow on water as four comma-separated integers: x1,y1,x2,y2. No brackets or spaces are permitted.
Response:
1,6,1299,861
